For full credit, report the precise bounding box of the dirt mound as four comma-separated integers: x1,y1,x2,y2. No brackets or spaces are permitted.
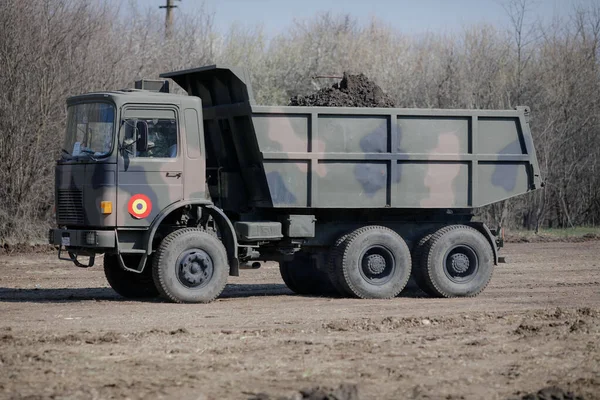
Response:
512,307,600,338
249,384,359,400
289,73,395,108
512,386,584,400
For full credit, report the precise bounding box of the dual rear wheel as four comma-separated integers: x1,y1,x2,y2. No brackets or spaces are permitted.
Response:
283,226,412,299
281,224,494,299
279,252,337,296
411,225,494,298
332,226,412,299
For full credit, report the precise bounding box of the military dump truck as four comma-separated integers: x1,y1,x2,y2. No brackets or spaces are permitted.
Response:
49,65,542,303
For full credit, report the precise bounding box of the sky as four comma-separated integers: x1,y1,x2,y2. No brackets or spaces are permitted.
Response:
136,0,577,37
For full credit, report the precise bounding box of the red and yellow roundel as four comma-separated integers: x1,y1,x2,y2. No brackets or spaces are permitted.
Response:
128,194,152,219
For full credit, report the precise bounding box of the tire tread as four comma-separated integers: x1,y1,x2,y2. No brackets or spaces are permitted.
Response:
412,233,438,296
327,234,350,297
340,225,411,299
422,224,493,298
152,228,228,303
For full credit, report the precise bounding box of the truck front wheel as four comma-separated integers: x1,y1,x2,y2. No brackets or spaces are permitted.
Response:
420,225,494,297
152,228,229,303
103,254,159,299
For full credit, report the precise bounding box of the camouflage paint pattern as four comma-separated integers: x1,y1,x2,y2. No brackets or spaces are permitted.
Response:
159,65,541,211
396,117,469,208
55,162,117,227
252,105,540,209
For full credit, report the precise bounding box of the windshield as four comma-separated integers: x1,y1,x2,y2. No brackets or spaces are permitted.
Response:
64,102,115,158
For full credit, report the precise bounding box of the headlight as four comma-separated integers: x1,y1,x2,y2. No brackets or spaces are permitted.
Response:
85,231,97,245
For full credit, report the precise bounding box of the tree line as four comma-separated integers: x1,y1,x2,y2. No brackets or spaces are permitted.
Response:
1,0,599,243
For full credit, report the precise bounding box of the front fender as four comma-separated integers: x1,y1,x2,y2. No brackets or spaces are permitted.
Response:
204,205,239,276
145,200,239,276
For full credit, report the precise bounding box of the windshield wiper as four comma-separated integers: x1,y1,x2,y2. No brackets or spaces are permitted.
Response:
80,148,98,161
60,148,73,160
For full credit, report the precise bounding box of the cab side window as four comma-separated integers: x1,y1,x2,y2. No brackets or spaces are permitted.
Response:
124,118,178,158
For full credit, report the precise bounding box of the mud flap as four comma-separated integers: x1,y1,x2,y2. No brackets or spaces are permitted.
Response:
468,222,499,265
205,205,240,277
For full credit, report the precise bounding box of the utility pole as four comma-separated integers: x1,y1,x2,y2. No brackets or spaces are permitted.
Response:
159,0,180,39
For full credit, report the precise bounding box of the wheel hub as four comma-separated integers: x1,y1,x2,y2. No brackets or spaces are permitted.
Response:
450,253,470,274
443,245,479,284
365,254,387,275
178,250,213,288
359,245,396,286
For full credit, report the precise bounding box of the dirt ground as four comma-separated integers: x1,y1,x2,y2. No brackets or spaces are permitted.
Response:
0,242,599,400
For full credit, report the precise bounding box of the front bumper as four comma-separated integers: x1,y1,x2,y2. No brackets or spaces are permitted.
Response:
48,228,116,249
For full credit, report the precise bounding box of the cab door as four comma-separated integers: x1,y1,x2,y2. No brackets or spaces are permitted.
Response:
117,106,183,227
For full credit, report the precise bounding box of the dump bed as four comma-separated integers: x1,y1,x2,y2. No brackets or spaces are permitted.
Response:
161,65,542,210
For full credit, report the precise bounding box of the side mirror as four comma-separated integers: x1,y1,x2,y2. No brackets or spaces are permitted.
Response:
136,120,149,152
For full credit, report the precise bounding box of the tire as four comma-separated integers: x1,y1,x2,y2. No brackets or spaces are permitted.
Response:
411,233,438,296
103,254,159,299
327,234,351,297
279,252,335,296
152,228,229,303
421,225,494,298
338,225,412,299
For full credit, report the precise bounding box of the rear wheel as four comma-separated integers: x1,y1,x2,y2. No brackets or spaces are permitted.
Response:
421,225,494,298
411,233,438,296
337,226,411,299
327,234,351,297
103,254,159,299
279,252,335,296
152,228,229,303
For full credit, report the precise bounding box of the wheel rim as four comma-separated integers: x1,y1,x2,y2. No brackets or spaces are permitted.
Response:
443,245,478,283
358,245,396,285
176,249,214,289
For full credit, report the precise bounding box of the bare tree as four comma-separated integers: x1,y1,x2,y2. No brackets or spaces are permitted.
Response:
2,0,600,243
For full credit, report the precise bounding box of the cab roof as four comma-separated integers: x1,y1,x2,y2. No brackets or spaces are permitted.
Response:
66,89,194,107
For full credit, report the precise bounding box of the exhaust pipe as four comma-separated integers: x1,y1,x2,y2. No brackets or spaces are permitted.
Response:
239,261,261,270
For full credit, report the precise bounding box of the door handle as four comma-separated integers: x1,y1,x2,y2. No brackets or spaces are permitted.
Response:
166,172,182,178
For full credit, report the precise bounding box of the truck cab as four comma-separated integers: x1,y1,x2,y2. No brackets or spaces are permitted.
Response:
50,86,227,267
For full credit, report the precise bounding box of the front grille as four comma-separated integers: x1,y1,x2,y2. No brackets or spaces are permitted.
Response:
57,189,84,225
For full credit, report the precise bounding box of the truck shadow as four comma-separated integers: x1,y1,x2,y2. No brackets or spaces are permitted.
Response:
0,284,293,303
0,283,428,303
0,287,126,303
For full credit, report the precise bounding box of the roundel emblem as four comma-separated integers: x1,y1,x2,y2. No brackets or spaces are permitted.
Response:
128,194,152,219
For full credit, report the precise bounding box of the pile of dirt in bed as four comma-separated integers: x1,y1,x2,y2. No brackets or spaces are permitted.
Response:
289,73,395,108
